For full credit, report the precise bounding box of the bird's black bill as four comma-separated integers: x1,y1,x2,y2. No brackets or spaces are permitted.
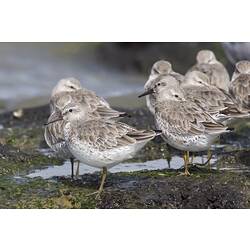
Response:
44,110,63,126
44,118,63,126
138,89,154,98
119,112,132,118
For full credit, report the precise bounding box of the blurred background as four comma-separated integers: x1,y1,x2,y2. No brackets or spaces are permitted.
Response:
0,42,249,111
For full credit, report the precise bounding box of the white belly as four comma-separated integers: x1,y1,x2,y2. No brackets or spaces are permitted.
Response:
162,133,218,152
67,138,147,169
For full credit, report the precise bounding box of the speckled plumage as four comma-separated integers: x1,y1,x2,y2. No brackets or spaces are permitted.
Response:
50,89,125,121
49,103,161,195
231,60,250,81
44,113,72,159
182,71,249,123
155,99,229,152
45,78,126,164
187,50,230,92
144,60,184,114
229,73,250,110
64,119,159,169
141,75,230,153
45,78,83,160
51,77,82,101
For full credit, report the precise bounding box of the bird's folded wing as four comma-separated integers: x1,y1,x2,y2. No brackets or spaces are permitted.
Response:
156,101,228,136
77,120,156,151
185,86,243,116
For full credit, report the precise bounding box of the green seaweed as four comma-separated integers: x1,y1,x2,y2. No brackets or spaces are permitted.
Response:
0,176,96,209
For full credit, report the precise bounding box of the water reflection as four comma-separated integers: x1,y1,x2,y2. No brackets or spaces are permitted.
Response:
27,155,217,179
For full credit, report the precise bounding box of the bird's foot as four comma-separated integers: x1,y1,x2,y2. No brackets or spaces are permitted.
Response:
86,190,103,200
178,170,191,176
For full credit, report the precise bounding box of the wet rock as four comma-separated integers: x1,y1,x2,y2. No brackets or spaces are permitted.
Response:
96,170,249,209
0,176,96,209
237,150,250,166
1,168,248,209
0,143,62,176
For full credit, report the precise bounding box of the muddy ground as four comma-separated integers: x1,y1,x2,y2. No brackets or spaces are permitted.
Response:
0,104,250,208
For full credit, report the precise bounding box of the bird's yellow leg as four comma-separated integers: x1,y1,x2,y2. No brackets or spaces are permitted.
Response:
207,149,212,170
180,151,191,176
86,167,107,199
185,151,191,175
97,167,107,196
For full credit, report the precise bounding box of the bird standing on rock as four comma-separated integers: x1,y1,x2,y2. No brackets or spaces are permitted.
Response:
47,102,161,198
139,75,230,175
45,78,82,178
45,77,127,179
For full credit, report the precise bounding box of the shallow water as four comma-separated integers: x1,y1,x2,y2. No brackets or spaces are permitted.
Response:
26,155,217,179
0,43,145,110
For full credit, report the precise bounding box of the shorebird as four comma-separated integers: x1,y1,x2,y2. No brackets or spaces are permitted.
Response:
187,50,230,92
45,77,127,179
231,60,250,81
182,71,250,167
50,77,110,113
47,102,161,197
51,88,126,121
182,71,250,123
45,78,82,178
139,75,230,175
144,60,184,114
229,73,250,111
51,77,82,102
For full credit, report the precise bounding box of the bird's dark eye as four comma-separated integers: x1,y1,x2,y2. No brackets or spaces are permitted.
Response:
70,86,75,89
158,83,161,86
69,109,73,113
174,94,179,98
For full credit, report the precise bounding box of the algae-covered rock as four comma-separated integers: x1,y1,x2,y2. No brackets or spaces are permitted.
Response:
96,169,250,209
0,168,249,209
0,143,63,176
0,176,96,209
0,104,250,208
